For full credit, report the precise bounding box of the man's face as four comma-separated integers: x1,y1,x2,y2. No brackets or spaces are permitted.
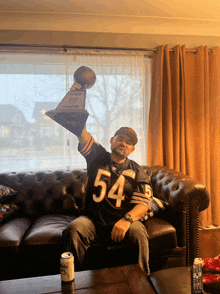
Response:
110,134,135,159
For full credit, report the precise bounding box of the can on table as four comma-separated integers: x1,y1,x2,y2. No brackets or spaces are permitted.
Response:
60,252,74,283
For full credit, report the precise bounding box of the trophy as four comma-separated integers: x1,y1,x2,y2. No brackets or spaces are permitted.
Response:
45,66,96,136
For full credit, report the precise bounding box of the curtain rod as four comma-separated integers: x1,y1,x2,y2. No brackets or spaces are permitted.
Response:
0,43,203,54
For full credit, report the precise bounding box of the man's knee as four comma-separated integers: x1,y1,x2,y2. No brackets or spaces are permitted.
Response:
68,216,89,230
65,216,96,239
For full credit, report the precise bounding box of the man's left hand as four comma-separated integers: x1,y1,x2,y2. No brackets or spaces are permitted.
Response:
111,218,131,242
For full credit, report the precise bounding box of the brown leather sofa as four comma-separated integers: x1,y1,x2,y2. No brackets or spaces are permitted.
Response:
0,165,210,281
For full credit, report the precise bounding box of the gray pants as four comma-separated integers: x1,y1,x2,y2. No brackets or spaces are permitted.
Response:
62,215,150,274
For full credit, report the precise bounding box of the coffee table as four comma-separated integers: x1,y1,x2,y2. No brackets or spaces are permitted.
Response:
0,264,156,294
149,266,214,294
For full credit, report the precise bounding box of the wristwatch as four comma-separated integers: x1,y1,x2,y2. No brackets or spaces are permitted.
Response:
124,213,133,224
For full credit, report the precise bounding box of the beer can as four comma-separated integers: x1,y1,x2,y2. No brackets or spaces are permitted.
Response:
60,252,74,282
192,258,203,294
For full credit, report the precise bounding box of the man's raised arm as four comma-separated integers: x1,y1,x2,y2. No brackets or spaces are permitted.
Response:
77,127,91,148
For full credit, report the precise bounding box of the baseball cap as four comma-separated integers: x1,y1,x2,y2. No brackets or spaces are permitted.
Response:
114,127,138,145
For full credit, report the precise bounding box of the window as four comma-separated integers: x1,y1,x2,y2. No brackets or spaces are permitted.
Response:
0,126,9,137
0,50,152,172
41,126,53,136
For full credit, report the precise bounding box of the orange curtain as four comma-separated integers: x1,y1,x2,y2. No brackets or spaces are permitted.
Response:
147,44,220,227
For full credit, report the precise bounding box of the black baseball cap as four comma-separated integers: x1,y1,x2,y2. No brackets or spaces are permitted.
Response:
114,127,138,145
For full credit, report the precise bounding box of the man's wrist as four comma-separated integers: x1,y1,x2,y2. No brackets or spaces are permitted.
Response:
123,213,134,224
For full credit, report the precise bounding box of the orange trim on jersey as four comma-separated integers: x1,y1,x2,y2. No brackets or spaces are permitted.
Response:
80,134,92,154
133,192,147,198
130,199,151,209
80,135,94,157
131,195,152,202
133,192,153,201
131,193,152,208
84,136,94,156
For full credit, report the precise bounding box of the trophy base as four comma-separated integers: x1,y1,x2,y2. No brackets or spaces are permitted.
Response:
45,109,89,136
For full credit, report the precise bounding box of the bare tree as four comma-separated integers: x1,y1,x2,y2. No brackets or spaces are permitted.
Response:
86,74,143,146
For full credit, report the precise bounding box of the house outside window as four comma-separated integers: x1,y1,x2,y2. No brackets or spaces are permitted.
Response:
41,126,52,136
0,126,9,138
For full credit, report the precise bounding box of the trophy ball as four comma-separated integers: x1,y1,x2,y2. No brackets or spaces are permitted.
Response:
74,66,96,89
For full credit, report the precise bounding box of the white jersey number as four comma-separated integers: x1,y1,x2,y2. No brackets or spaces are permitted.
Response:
93,169,125,208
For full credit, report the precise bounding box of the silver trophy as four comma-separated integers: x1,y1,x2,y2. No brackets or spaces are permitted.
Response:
46,66,96,136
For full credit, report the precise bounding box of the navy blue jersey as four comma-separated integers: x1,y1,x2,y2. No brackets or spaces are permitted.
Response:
79,134,152,226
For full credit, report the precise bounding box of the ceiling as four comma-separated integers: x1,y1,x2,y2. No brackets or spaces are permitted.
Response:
1,0,220,48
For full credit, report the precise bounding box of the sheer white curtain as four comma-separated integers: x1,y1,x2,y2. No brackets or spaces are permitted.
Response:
0,50,151,172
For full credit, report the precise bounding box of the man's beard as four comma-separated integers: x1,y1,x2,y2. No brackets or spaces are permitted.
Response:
111,145,127,158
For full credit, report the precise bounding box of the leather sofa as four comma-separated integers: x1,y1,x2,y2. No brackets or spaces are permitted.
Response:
0,165,210,281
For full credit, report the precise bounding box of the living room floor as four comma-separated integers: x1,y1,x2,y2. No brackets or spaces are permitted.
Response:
199,227,220,259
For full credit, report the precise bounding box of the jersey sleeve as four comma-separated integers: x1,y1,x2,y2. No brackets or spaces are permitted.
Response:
78,133,95,158
130,167,153,210
78,134,107,169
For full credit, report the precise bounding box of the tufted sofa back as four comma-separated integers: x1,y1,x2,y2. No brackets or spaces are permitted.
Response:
0,169,88,217
142,165,209,212
0,165,209,218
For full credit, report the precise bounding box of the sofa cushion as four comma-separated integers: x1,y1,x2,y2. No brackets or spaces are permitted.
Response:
0,184,17,203
23,215,75,246
144,218,177,251
0,217,31,247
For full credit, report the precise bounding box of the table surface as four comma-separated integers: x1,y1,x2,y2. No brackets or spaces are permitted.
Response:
0,264,156,294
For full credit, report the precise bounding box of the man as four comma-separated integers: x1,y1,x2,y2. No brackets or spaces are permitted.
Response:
62,126,153,274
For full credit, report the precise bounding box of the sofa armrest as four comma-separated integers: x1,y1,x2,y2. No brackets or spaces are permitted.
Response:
143,165,210,212
142,165,210,265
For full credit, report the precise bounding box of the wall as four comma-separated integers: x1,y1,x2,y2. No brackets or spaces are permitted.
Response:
1,11,220,49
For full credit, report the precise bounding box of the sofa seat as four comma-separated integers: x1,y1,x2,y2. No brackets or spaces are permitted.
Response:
0,218,31,247
23,215,75,246
145,218,177,251
22,215,177,249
